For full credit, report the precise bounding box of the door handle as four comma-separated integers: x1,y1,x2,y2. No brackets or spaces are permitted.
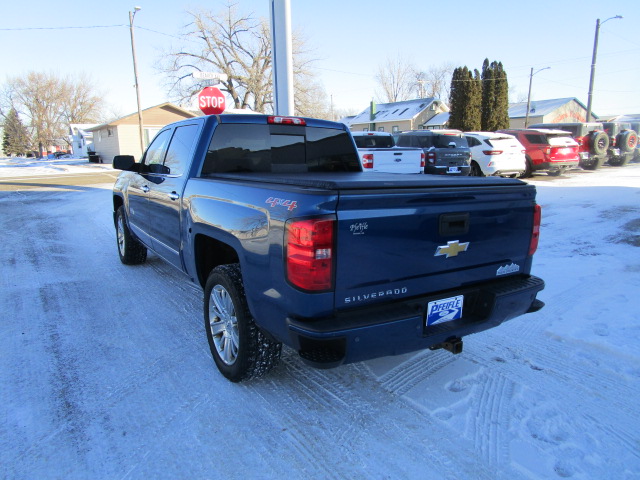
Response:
168,192,180,201
141,185,150,193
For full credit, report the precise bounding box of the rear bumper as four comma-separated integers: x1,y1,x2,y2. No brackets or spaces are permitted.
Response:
286,275,545,368
536,160,579,171
425,165,471,175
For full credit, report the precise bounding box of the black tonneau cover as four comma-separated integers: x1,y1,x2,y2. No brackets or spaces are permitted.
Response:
207,172,525,190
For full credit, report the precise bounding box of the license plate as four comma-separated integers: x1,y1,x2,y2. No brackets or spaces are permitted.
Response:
426,295,464,326
448,166,460,173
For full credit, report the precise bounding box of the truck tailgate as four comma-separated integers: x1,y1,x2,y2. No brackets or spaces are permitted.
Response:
334,182,537,310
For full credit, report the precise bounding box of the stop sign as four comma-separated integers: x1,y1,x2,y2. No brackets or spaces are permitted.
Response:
198,86,226,115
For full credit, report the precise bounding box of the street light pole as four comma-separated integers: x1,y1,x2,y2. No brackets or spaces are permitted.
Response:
129,6,144,155
525,67,550,127
586,15,622,123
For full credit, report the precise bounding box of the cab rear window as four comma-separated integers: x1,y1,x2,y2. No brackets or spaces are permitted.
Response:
201,124,361,175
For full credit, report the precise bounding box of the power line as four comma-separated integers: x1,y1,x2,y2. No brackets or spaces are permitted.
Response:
0,24,126,31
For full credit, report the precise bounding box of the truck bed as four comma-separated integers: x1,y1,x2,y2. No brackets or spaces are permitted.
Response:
206,172,525,190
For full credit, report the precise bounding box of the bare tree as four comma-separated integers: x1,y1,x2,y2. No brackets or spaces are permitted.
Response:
375,56,416,103
158,3,322,115
414,63,455,102
2,72,104,156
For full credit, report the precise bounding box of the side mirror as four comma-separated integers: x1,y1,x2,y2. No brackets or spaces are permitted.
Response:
113,155,137,171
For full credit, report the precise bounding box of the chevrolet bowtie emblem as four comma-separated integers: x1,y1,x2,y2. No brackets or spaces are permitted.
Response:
435,240,469,258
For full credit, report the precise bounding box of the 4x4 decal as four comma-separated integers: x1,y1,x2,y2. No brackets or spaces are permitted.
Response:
266,197,298,211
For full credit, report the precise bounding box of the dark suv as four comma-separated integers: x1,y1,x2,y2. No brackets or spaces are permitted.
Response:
528,122,609,170
602,122,638,167
395,130,471,175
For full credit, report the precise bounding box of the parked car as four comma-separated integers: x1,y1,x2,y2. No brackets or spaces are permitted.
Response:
395,130,471,175
498,128,580,177
601,122,638,167
465,132,526,178
351,131,424,173
528,122,609,170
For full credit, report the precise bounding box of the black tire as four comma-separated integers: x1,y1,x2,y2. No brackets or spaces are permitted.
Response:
115,206,147,265
520,157,533,178
204,264,281,382
616,131,638,153
608,155,630,167
590,131,609,156
470,161,484,177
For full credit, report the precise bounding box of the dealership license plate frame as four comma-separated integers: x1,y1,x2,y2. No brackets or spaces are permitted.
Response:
426,295,464,327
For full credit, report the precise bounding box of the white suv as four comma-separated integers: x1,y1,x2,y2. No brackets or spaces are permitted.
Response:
465,132,527,178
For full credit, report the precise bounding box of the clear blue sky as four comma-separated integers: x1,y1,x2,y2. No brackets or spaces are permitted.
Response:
1,0,638,118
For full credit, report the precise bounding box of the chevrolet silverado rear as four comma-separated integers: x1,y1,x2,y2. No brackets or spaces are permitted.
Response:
112,114,544,382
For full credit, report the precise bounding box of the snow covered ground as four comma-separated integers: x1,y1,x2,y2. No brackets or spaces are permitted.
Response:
1,158,639,479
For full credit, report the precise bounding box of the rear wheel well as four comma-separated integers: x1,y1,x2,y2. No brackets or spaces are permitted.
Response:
194,234,240,288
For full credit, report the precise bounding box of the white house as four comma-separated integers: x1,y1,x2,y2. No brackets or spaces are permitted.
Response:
345,98,449,133
69,124,98,157
86,103,198,162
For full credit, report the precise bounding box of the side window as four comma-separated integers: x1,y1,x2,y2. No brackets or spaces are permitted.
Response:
163,124,200,176
143,129,172,170
525,134,545,145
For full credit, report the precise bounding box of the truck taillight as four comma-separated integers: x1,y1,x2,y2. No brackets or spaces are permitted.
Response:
529,204,541,256
362,154,374,168
267,116,306,126
420,153,425,168
286,218,334,291
427,152,436,164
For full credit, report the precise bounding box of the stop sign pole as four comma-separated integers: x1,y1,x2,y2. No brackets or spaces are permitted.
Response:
198,86,226,115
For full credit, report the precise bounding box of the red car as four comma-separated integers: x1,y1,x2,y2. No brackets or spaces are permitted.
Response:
498,129,580,177
528,122,609,170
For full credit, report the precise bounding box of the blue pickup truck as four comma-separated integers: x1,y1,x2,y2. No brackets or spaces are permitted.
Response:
112,114,545,382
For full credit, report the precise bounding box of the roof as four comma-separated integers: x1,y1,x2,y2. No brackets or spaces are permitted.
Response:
86,103,197,131
349,98,442,125
508,97,597,119
424,112,450,126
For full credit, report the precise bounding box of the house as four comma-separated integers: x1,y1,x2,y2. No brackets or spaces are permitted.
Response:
86,103,198,161
69,124,98,157
345,98,449,133
508,97,597,128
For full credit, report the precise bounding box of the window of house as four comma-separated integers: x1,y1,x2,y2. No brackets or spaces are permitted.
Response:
107,128,113,137
392,126,399,133
378,127,384,132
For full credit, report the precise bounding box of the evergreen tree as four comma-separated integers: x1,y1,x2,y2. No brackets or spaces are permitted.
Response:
467,69,482,131
2,108,31,156
448,67,466,130
493,62,510,130
481,59,510,131
448,67,482,131
481,59,495,131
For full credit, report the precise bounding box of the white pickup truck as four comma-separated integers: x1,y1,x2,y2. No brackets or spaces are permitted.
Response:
352,131,424,173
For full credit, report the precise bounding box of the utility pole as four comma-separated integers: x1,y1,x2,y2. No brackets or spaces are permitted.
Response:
586,15,622,122
129,6,144,154
525,67,550,128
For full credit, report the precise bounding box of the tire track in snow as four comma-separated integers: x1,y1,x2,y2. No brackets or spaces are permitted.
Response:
378,349,457,396
471,373,514,468
245,354,512,479
465,341,640,464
